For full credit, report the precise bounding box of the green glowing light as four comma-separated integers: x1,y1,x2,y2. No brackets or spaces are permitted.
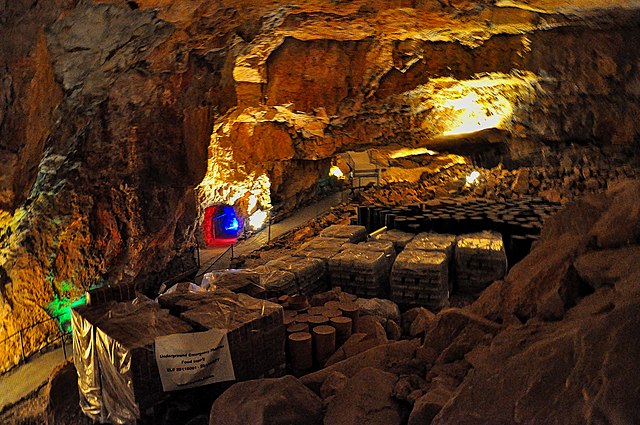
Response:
46,292,87,333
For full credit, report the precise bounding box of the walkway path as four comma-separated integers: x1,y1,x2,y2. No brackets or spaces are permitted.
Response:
0,341,72,411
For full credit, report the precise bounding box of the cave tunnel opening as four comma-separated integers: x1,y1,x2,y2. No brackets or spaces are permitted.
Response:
202,205,242,247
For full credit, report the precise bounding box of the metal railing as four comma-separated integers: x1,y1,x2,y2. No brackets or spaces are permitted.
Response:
194,243,235,279
0,313,72,374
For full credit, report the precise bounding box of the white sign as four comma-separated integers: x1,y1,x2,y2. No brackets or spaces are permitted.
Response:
155,328,235,391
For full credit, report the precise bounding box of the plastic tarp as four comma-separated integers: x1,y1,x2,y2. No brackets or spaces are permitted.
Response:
319,225,368,243
373,229,415,252
72,298,193,425
405,233,456,254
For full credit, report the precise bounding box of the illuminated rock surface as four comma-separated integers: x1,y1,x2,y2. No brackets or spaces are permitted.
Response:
1,0,640,373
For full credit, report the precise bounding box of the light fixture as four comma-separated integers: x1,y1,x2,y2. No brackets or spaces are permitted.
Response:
248,210,268,229
329,165,345,179
466,171,481,184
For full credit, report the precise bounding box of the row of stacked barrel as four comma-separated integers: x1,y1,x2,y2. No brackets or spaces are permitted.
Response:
355,196,562,266
280,298,360,375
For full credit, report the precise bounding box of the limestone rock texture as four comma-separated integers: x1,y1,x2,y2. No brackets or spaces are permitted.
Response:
2,0,640,371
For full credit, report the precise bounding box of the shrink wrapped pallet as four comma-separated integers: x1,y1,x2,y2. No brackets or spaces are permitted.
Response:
267,255,328,297
405,233,456,255
201,269,262,294
159,288,286,382
373,229,415,252
251,265,298,299
343,240,396,268
328,249,391,298
72,299,194,424
390,249,449,310
293,236,353,263
454,231,507,295
320,224,368,243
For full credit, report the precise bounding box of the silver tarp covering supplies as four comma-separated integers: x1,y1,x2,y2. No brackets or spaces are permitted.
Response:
373,229,415,252
328,249,391,298
319,224,368,243
72,298,193,424
454,231,507,295
201,269,262,294
157,287,286,381
343,240,397,269
73,288,285,424
266,255,328,296
390,249,450,309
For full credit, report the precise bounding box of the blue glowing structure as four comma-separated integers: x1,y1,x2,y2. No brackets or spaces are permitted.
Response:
217,206,241,237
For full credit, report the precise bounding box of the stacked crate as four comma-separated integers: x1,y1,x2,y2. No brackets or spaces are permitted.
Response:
328,249,391,298
320,225,368,243
293,237,353,262
454,231,507,295
343,240,397,269
390,249,449,310
266,255,328,297
373,229,415,253
201,269,262,294
405,233,456,292
405,232,456,255
158,288,286,381
252,265,298,299
72,300,194,423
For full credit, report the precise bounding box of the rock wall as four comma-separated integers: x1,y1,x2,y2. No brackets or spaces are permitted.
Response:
1,0,640,371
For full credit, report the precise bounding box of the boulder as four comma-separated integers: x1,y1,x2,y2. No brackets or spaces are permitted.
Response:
409,307,436,338
356,298,401,325
325,330,389,366
45,360,92,425
590,180,640,248
301,339,421,394
423,308,501,356
356,315,389,341
402,307,423,335
433,282,640,425
385,319,402,340
209,375,322,425
320,371,348,399
324,367,407,425
573,246,640,289
408,385,455,425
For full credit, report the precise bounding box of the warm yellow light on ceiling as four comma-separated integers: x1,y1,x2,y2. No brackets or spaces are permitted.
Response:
389,147,439,159
440,91,513,136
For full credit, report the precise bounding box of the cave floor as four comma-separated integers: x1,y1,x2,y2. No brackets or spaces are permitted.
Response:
0,341,71,412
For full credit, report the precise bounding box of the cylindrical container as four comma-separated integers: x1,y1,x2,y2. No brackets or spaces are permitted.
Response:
324,300,342,310
338,301,360,332
283,315,297,327
308,306,326,316
307,315,329,327
295,313,312,324
312,325,336,367
330,316,353,347
322,308,342,319
287,323,310,334
288,332,313,371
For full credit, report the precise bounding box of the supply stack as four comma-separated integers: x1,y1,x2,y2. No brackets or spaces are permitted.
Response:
390,249,450,310
267,255,328,297
454,231,508,295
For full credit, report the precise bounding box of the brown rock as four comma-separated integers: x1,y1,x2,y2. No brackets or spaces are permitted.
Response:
209,376,322,425
301,340,421,394
423,308,501,356
590,180,640,248
357,315,389,342
320,371,348,399
409,308,436,338
574,246,640,289
45,360,91,425
385,319,402,340
324,368,407,425
408,385,454,425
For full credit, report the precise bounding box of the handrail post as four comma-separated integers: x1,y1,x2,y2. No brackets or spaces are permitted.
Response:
231,244,234,260
62,332,67,359
19,330,26,364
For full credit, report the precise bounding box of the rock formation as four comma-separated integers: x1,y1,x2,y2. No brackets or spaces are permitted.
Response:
2,0,640,372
